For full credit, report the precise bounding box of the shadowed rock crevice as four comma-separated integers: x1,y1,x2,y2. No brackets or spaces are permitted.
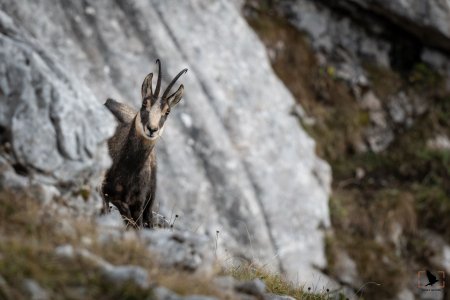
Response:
311,0,425,73
337,0,450,53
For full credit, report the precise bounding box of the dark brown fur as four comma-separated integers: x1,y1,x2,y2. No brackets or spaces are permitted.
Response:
102,60,186,228
102,100,156,227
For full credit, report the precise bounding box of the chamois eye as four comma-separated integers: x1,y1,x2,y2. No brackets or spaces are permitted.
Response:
165,110,170,116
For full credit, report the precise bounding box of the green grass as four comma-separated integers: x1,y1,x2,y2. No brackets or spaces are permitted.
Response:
225,263,331,299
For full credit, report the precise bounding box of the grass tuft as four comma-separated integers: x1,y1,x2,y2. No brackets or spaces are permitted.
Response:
225,263,331,299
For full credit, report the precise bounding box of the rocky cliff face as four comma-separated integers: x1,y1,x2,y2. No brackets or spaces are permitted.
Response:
272,0,450,153
0,0,331,287
342,0,450,52
3,0,449,298
0,9,115,213
245,0,450,299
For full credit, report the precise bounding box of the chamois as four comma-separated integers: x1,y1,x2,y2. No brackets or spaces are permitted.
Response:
102,60,187,228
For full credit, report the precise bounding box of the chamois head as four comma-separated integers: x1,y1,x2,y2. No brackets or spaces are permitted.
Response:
138,59,187,141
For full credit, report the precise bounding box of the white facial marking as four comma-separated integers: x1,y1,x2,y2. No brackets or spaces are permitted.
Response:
136,98,168,141
149,103,162,130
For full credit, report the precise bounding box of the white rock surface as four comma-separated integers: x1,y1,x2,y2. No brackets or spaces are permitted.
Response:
0,0,331,284
55,245,149,288
139,229,215,276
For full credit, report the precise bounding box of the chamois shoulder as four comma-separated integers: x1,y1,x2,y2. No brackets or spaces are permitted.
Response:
105,98,136,124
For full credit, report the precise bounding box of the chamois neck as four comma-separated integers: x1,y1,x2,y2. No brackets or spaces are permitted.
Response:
113,115,156,171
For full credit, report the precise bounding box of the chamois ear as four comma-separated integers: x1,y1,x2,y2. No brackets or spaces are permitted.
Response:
167,84,184,108
141,73,153,101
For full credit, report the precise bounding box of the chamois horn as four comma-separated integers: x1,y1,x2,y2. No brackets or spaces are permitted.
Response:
154,59,162,98
162,68,188,100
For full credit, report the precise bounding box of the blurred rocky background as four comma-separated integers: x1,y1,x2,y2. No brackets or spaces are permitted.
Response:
244,0,450,299
0,0,449,299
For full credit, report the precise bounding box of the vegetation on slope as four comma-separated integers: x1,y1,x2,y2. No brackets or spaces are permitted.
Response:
0,190,221,299
0,190,330,300
244,2,450,299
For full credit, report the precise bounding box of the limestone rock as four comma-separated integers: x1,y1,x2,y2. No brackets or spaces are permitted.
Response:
388,92,415,127
277,0,391,71
427,135,450,151
101,265,149,290
235,279,266,297
0,8,115,204
139,230,215,276
55,245,149,289
278,0,450,84
0,0,331,285
345,0,450,52
21,279,49,300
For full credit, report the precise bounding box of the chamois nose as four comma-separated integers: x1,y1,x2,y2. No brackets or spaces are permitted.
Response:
147,125,158,134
